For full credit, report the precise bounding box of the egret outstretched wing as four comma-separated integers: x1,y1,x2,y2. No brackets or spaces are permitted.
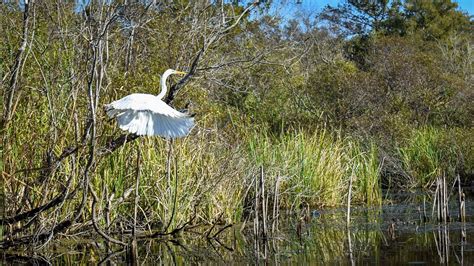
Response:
106,93,194,138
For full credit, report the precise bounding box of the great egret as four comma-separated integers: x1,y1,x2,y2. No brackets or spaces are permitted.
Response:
105,69,194,138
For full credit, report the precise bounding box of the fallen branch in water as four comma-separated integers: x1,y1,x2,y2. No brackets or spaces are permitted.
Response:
143,216,196,239
90,184,127,246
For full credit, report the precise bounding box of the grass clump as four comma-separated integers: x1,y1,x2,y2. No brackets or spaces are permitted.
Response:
397,126,461,188
247,128,381,208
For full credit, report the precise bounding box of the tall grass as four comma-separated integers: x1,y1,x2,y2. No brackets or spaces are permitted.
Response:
247,128,381,207
96,128,249,229
91,124,383,230
397,126,461,188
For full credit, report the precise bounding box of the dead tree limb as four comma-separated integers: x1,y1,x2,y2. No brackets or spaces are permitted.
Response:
0,174,75,225
165,48,203,104
3,0,34,126
164,1,260,104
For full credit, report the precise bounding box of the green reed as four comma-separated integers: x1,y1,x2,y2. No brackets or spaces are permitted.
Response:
397,126,461,188
247,128,382,207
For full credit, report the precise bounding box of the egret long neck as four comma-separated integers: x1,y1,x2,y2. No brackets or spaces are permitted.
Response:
157,71,171,100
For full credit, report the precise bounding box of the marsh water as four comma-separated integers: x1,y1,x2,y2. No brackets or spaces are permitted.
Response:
4,191,474,265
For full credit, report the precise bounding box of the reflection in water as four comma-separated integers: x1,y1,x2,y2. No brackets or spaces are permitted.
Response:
98,247,125,265
4,199,474,264
434,225,449,264
347,226,355,266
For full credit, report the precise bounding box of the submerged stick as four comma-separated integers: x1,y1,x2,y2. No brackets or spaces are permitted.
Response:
457,174,465,223
347,227,355,266
444,225,449,264
128,238,138,266
437,177,442,222
443,176,446,222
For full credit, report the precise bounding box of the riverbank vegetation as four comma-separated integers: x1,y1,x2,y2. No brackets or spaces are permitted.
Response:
1,0,472,248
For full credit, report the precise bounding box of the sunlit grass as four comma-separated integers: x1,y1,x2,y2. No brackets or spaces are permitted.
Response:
247,128,382,208
397,126,461,188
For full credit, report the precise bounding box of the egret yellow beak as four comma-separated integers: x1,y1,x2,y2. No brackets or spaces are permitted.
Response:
174,71,186,75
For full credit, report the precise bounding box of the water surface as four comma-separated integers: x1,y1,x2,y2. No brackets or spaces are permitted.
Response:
4,192,474,264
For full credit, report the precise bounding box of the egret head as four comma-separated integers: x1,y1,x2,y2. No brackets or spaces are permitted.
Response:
158,69,187,99
172,69,186,75
163,69,186,77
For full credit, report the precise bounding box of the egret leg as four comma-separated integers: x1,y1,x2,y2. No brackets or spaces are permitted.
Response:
166,139,173,190
133,142,141,238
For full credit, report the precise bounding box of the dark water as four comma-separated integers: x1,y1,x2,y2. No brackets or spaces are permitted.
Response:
4,195,474,265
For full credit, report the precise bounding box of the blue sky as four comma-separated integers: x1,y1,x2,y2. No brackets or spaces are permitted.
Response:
452,0,474,14
294,0,474,16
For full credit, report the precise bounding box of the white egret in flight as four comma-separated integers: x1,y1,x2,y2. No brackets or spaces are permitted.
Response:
105,69,194,138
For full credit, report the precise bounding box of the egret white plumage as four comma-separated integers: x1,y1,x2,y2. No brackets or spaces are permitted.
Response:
105,69,194,138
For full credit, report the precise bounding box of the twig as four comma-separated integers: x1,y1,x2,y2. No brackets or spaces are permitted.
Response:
254,173,259,239
347,174,353,227
260,166,267,238
272,175,280,234
3,0,34,126
432,182,439,219
145,216,195,239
